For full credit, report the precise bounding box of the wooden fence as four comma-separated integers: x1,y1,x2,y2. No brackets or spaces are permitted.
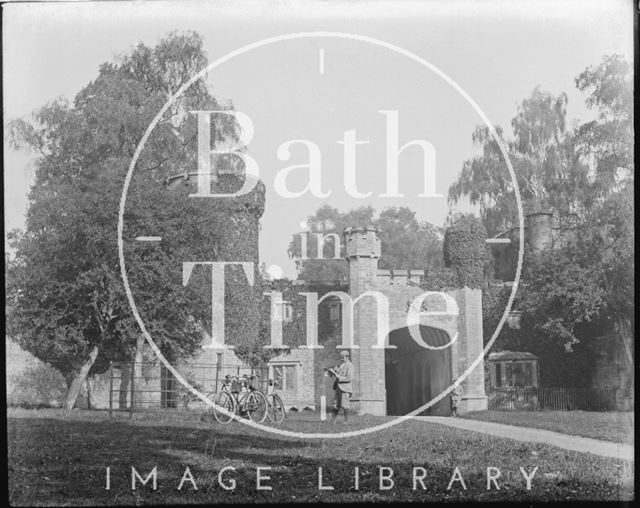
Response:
487,386,622,411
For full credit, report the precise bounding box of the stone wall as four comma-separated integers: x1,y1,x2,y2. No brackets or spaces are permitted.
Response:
268,347,317,410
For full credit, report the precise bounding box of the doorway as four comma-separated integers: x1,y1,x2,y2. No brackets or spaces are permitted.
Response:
385,325,452,416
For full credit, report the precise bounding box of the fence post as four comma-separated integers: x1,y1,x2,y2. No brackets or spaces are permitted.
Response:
215,353,222,393
108,361,114,419
129,357,135,419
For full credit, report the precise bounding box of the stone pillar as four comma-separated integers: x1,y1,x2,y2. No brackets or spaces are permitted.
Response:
344,226,386,415
450,287,488,413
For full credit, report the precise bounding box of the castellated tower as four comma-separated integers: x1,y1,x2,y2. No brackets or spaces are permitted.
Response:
343,226,386,415
344,226,381,294
165,171,265,361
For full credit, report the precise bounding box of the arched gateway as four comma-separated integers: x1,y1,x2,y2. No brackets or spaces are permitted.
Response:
340,226,488,416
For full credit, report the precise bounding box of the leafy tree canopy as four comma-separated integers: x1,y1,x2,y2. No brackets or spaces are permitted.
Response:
287,204,444,282
6,31,260,408
449,54,632,237
450,55,633,389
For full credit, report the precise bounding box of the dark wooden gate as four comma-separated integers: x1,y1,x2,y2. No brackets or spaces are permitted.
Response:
385,325,452,416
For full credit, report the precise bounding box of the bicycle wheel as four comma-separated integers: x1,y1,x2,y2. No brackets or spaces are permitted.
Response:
212,391,236,424
267,394,285,424
245,391,268,423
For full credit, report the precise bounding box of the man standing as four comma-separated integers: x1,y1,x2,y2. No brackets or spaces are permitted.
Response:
450,384,462,417
331,350,354,424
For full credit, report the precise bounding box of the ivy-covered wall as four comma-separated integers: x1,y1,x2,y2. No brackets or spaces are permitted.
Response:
443,214,487,289
165,173,266,359
421,214,487,291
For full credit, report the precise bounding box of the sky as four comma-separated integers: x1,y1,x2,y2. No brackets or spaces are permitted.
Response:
3,0,634,278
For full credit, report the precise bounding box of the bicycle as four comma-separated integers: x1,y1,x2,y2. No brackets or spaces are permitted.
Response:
266,378,286,424
211,373,268,424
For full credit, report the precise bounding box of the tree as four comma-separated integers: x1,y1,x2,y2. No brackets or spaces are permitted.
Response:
573,55,633,388
376,207,443,271
574,182,634,393
447,86,597,236
287,204,443,282
520,248,606,384
6,31,254,409
574,54,633,204
287,204,374,282
517,56,633,388
448,54,633,388
449,55,632,236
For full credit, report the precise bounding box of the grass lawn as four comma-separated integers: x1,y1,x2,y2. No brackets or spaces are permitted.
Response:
461,411,634,445
8,408,633,505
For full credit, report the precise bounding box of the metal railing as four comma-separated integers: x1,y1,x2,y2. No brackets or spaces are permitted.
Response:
107,361,268,417
487,386,623,411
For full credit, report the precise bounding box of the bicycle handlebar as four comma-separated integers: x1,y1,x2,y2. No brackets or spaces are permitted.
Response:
222,373,276,388
223,373,262,382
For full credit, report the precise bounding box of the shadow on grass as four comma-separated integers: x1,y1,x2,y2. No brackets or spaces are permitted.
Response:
7,411,633,505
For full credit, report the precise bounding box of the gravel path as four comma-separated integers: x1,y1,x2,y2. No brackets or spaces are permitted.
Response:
414,416,634,461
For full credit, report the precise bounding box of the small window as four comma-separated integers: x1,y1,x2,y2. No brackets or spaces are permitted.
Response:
329,302,341,321
274,301,294,323
160,365,178,408
504,362,513,387
282,302,293,323
272,364,297,391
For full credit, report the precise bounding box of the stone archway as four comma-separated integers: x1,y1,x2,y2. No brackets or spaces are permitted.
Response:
385,325,452,416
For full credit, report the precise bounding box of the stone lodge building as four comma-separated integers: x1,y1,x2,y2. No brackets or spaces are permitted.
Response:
198,225,487,417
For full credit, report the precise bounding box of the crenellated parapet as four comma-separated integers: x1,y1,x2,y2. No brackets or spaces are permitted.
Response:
377,269,424,285
343,226,381,259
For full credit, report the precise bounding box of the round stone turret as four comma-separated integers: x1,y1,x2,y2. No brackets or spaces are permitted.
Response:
163,171,265,351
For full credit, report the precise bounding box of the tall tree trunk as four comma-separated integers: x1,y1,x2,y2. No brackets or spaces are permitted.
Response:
63,345,99,410
119,336,145,410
